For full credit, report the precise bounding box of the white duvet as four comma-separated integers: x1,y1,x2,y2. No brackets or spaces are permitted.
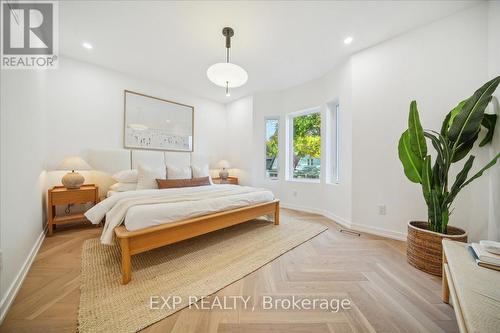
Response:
84,185,275,245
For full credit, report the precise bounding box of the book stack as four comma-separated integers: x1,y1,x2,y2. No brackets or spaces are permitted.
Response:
469,241,500,272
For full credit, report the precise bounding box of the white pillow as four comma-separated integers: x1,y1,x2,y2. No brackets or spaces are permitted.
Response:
112,169,138,183
109,182,137,192
192,164,214,185
166,164,192,179
136,164,166,190
191,164,209,178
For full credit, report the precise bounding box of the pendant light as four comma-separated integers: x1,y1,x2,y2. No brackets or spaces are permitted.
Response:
207,27,248,97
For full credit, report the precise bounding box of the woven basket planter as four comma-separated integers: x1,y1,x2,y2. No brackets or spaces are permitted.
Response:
407,221,467,276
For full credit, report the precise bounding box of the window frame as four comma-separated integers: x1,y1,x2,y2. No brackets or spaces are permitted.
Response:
286,106,322,183
264,116,280,180
326,100,340,185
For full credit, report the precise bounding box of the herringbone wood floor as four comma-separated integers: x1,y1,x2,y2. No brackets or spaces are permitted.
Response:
0,209,458,333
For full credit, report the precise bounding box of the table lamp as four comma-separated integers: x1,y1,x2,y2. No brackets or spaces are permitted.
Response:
58,156,92,189
218,160,231,180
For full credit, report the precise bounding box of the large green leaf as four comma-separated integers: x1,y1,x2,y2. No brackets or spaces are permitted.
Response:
446,155,475,206
448,76,500,146
479,114,498,147
441,100,467,136
452,131,479,162
424,131,450,187
408,101,427,159
460,153,500,189
424,131,449,166
441,112,452,137
428,189,442,232
441,209,449,234
421,155,432,205
398,130,423,183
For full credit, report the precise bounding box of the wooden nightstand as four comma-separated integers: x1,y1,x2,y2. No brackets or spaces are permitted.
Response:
212,177,239,185
47,184,99,236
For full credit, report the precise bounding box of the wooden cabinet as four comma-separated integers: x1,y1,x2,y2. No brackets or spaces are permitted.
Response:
212,177,239,185
442,240,500,333
47,184,99,235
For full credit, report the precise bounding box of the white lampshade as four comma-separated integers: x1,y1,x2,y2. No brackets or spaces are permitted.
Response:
218,160,231,169
207,63,248,88
58,156,92,171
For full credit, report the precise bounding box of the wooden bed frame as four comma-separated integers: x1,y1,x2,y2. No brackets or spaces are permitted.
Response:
114,200,280,284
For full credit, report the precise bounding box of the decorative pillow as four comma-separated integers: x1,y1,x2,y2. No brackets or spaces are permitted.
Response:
191,164,209,178
156,177,211,189
136,164,166,190
109,182,137,192
166,164,192,179
192,164,213,184
112,169,138,183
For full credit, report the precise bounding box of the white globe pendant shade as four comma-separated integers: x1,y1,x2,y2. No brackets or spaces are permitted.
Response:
207,62,248,88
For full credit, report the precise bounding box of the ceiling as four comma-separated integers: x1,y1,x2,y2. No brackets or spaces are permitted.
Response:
60,1,479,103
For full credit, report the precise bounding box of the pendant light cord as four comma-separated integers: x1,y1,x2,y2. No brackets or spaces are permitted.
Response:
222,27,235,96
225,34,230,96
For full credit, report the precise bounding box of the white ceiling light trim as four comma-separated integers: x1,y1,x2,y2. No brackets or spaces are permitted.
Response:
207,27,248,97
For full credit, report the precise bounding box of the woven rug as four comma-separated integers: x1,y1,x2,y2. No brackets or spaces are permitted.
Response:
78,216,327,333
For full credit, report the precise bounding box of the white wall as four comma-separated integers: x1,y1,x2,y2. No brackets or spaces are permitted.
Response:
351,4,491,240
0,70,48,319
225,96,253,185
487,0,500,241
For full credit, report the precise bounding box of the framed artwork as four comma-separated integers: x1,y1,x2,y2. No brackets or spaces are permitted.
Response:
124,90,194,152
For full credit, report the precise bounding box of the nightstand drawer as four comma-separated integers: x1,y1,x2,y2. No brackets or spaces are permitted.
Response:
51,188,96,205
212,177,239,185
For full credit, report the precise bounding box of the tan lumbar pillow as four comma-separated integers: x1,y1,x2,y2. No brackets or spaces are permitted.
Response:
156,177,211,189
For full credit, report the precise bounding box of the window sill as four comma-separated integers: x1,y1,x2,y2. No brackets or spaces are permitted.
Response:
286,178,321,184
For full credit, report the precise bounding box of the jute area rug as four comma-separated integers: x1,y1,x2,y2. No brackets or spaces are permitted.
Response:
78,216,328,333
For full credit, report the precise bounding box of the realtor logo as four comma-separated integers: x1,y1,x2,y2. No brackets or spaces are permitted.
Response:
1,0,58,69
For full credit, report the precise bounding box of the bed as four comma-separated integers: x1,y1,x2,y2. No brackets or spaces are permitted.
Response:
85,149,279,284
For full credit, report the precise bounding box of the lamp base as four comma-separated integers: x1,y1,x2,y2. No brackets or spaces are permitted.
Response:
219,169,229,180
62,171,85,189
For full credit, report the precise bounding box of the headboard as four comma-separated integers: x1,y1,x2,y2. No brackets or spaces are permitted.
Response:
88,149,131,174
88,149,209,197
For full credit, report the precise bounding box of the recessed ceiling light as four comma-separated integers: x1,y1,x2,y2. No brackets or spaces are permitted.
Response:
344,37,353,45
82,42,93,49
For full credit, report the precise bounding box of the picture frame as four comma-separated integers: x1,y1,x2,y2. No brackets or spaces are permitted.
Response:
124,90,194,152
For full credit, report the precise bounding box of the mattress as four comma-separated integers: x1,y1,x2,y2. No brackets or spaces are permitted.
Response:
85,184,275,244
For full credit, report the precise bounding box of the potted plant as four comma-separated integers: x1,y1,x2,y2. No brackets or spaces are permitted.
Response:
398,76,500,276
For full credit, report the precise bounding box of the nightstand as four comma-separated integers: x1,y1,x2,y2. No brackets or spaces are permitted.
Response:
47,184,99,236
212,177,239,185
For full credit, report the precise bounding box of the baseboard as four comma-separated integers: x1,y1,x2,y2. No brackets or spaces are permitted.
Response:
320,210,352,230
280,202,352,229
280,202,407,241
0,226,46,324
350,223,407,241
